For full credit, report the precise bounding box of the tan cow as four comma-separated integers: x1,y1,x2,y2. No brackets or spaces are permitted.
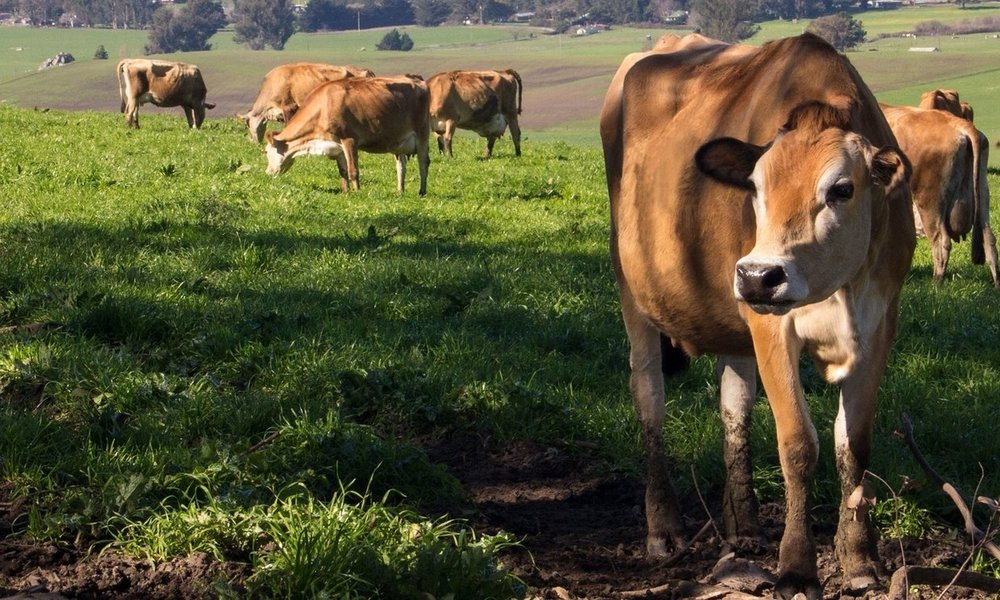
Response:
240,63,375,143
601,33,914,598
264,75,430,196
427,69,522,157
117,59,214,129
883,104,998,287
919,88,974,121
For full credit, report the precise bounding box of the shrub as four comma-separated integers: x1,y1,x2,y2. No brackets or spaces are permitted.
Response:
376,28,414,51
94,45,108,60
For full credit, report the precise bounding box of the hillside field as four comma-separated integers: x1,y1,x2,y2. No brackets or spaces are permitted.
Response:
2,4,1000,156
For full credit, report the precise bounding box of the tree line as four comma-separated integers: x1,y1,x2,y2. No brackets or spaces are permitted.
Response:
0,0,971,52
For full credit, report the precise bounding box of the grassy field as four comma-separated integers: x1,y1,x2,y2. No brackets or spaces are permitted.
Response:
3,6,1000,596
2,3,1000,158
2,99,1000,594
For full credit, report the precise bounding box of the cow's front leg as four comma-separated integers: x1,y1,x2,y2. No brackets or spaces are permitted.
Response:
621,296,687,557
717,355,762,548
395,154,407,193
750,322,820,600
343,140,360,191
832,319,892,594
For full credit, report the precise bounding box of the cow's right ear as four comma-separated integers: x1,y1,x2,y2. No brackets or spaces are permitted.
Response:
695,137,766,191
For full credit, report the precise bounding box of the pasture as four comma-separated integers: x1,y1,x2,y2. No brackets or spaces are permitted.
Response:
1,8,1000,598
2,3,1000,156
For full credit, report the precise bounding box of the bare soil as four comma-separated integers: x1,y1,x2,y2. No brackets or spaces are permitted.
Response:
1,434,995,599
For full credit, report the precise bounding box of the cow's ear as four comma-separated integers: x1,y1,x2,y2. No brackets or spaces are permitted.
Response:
695,137,766,191
870,145,910,197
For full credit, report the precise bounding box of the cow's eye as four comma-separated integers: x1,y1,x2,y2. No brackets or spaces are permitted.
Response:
826,182,854,205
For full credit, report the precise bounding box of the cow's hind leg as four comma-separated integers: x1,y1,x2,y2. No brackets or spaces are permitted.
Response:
508,114,522,157
621,293,687,557
192,105,206,129
717,355,762,549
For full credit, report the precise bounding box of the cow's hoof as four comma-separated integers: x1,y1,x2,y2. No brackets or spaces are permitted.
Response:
774,573,822,600
842,575,882,597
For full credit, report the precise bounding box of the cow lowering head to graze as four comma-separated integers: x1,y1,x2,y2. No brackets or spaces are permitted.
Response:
882,103,998,288
600,33,915,599
240,63,375,143
117,59,215,129
264,74,430,196
427,69,522,157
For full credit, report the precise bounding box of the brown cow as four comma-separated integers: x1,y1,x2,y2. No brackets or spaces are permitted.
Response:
601,33,914,598
264,75,430,196
117,59,214,129
919,88,974,121
882,104,998,287
240,63,375,143
427,69,523,157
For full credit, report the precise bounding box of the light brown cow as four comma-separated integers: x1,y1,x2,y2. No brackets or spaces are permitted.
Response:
240,63,375,143
117,59,214,129
264,75,430,196
601,33,914,599
919,88,974,122
427,69,522,157
882,104,998,287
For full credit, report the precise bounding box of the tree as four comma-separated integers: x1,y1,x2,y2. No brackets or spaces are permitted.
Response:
233,0,296,50
411,0,451,26
806,12,865,51
298,0,352,31
145,0,226,54
376,28,414,50
690,0,759,42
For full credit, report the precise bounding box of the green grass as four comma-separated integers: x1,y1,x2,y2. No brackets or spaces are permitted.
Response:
3,18,1000,592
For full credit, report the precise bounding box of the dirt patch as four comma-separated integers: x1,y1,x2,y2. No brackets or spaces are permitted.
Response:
0,437,994,599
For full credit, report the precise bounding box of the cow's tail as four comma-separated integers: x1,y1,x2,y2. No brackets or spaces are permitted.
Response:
506,69,523,115
116,60,128,113
971,130,987,265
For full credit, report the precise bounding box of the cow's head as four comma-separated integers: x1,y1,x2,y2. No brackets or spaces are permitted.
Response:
264,131,293,175
696,102,910,315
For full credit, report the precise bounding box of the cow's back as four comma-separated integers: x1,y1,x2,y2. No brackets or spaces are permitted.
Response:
605,33,910,354
280,76,429,153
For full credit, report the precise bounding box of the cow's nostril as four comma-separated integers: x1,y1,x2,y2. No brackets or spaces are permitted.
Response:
761,266,787,289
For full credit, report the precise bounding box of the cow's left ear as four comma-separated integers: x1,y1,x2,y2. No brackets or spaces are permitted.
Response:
695,137,767,191
870,145,911,197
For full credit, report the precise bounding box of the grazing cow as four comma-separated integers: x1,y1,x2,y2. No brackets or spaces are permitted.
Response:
919,88,974,121
240,63,375,143
117,59,214,129
427,69,523,157
882,104,998,287
600,33,915,599
264,75,430,196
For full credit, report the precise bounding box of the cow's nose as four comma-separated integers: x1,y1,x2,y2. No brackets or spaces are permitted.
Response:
735,262,788,302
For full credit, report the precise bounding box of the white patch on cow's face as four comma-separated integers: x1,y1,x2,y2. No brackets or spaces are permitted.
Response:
265,143,289,175
735,131,873,314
